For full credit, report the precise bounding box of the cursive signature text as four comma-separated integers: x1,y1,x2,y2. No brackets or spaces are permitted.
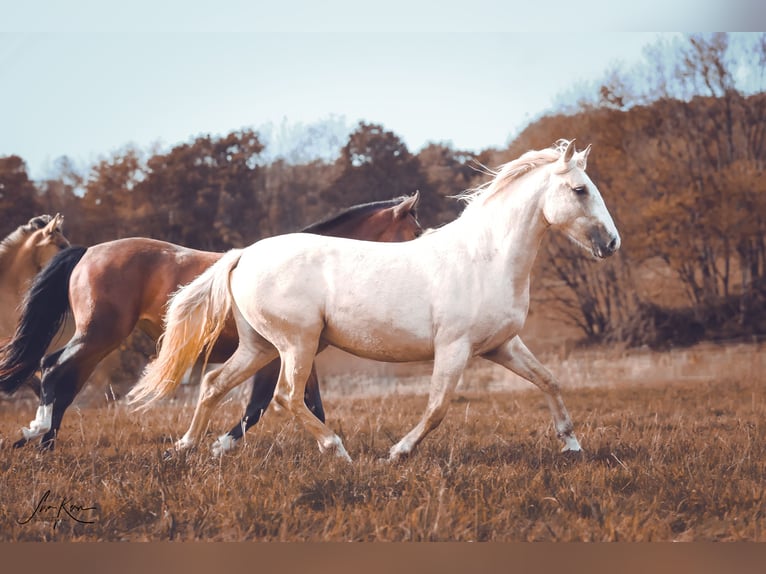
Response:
17,489,97,530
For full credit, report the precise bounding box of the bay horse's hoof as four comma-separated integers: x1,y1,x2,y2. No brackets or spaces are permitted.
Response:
211,434,236,457
12,437,28,449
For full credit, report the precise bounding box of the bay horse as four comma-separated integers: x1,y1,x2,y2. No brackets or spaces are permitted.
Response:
0,214,69,397
0,193,421,449
130,140,620,461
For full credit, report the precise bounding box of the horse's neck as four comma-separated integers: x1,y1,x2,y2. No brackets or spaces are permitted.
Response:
450,190,548,278
0,243,36,299
322,216,367,240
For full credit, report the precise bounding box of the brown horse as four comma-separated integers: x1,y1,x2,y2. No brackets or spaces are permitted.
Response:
0,194,421,449
0,214,69,397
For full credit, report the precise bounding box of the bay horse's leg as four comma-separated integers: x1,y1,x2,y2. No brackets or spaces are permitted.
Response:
12,358,63,448
212,359,325,456
272,342,350,462
483,335,581,452
23,375,42,398
36,335,125,450
388,341,471,462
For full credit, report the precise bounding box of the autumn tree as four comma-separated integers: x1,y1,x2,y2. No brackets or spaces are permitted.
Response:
79,146,145,244
134,129,264,250
324,122,432,222
619,34,766,331
416,143,478,226
526,33,766,345
36,156,86,244
0,156,42,237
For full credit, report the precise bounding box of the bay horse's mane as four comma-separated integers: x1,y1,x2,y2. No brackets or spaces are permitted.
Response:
0,215,56,261
301,196,415,234
457,140,570,210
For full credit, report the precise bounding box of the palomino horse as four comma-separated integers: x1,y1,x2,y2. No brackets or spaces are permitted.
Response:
0,194,421,449
0,214,69,397
130,140,620,461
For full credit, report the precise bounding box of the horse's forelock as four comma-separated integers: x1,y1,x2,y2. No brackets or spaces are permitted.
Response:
23,215,54,232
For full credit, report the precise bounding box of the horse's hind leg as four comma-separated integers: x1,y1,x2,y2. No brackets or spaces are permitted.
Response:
273,341,350,462
176,313,279,452
483,335,581,452
33,333,124,450
213,359,325,456
23,375,42,398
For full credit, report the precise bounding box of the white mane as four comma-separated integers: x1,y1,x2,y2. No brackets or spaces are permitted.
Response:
457,140,571,210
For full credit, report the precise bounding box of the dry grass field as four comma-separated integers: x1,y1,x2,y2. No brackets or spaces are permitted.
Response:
1,343,764,542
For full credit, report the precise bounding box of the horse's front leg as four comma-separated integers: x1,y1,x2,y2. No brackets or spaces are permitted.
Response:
388,341,471,461
483,335,581,452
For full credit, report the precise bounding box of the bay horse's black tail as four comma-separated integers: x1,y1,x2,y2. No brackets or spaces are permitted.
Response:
0,245,87,394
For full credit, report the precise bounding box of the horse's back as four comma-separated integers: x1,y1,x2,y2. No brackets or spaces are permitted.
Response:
232,233,439,361
70,238,221,331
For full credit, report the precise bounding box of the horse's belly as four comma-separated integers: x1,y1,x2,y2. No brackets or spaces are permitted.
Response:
322,316,434,363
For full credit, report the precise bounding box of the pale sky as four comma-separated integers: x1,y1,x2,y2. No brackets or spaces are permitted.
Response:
0,1,751,180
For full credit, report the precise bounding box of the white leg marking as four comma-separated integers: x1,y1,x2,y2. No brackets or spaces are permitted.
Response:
318,435,352,462
561,434,582,452
175,434,196,452
21,404,53,439
211,433,237,457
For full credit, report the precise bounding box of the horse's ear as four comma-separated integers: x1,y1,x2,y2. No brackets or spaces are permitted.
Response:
557,139,577,172
394,191,419,219
576,144,592,170
43,213,62,235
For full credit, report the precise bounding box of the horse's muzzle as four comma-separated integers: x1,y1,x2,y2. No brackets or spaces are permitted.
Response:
591,232,620,259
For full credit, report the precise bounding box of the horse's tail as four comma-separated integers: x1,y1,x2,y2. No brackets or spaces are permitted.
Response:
128,248,244,408
0,246,87,394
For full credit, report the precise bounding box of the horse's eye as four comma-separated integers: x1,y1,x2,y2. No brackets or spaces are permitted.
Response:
572,185,587,196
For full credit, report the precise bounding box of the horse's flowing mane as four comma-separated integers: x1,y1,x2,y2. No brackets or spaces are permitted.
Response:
301,196,414,234
457,140,570,209
0,215,54,262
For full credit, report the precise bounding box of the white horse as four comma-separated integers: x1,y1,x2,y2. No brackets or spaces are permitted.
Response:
130,140,620,461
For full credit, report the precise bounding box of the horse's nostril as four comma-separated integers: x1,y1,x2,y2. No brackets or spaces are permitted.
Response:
607,237,619,253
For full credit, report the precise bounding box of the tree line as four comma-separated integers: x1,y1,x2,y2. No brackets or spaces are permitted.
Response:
2,33,765,350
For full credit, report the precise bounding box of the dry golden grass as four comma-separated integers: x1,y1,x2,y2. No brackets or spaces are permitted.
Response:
1,370,764,541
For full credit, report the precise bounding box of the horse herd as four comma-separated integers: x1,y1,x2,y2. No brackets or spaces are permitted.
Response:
0,140,620,462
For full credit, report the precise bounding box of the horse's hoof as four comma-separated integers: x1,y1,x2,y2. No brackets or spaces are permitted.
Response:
385,450,410,464
164,443,196,461
12,437,28,449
